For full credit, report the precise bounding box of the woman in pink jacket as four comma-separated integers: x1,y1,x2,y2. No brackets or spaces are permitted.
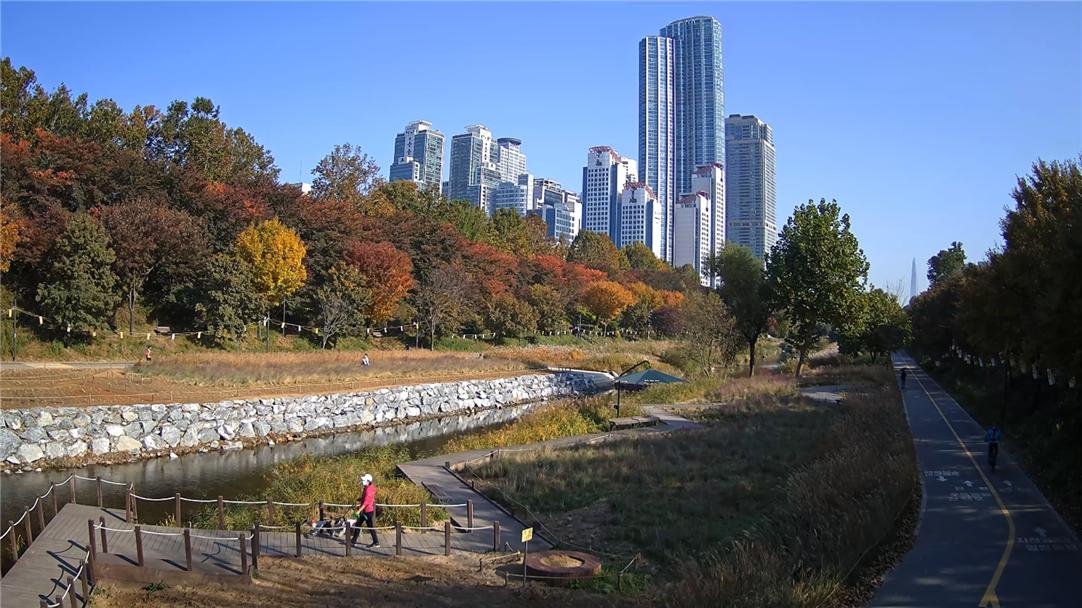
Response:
351,473,380,548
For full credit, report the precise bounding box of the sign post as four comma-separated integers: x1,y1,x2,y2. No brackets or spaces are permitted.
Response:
521,527,533,587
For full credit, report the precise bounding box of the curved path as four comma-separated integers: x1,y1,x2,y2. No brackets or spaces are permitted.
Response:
872,353,1081,608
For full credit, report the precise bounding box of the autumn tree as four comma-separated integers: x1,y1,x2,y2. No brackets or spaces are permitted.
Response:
568,231,628,276
310,143,381,208
234,218,308,315
97,197,206,333
580,280,636,325
710,243,773,376
622,241,666,272
767,199,868,376
344,241,415,324
35,213,119,335
312,264,371,349
0,203,22,273
927,241,967,286
485,293,538,339
679,290,742,375
413,263,470,349
524,284,568,333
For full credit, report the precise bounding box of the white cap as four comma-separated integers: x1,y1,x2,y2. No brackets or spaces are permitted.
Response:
361,473,373,485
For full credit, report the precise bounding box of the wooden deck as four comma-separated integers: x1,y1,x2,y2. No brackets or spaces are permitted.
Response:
0,503,503,607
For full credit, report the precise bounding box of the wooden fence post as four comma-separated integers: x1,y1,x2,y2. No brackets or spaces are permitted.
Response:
79,564,89,602
7,520,16,560
66,576,76,608
134,526,144,567
22,509,32,546
467,500,474,530
251,525,260,571
131,488,139,523
395,523,402,557
493,521,500,552
36,500,45,531
78,566,88,601
96,477,103,508
318,500,325,521
86,520,97,584
69,477,76,504
420,501,427,527
444,521,451,556
239,533,248,575
266,498,274,523
99,517,108,553
52,488,59,518
183,529,192,571
175,493,182,526
125,490,132,523
295,522,302,557
344,522,352,556
217,496,225,529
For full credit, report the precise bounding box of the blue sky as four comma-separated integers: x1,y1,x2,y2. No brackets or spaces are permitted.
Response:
2,1,1080,294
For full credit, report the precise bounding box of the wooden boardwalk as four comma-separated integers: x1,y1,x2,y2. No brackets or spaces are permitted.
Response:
2,407,700,607
0,503,502,607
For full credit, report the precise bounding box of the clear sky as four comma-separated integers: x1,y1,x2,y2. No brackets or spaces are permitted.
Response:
2,1,1080,294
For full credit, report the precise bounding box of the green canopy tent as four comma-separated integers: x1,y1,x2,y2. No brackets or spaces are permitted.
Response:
615,369,685,389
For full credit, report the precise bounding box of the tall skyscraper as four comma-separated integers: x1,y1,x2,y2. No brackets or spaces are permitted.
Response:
672,192,712,285
495,138,527,182
448,124,495,206
491,173,535,216
690,162,726,265
724,114,776,260
582,146,637,239
909,258,918,304
640,16,724,263
389,121,445,191
639,36,675,261
617,183,662,257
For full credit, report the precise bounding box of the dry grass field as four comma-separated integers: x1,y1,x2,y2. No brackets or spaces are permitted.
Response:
0,340,679,409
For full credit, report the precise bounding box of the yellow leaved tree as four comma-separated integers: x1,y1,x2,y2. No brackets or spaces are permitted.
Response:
235,218,308,312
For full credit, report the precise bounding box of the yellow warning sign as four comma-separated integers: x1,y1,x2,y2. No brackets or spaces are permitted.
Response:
521,527,533,543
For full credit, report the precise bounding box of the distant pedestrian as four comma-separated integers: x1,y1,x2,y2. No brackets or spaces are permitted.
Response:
351,473,380,548
985,425,1003,470
900,368,908,389
145,345,152,363
362,353,370,366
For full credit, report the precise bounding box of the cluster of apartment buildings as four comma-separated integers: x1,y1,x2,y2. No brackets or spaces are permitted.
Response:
387,15,776,285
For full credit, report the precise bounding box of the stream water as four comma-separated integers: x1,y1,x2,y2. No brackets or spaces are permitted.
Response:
0,403,536,545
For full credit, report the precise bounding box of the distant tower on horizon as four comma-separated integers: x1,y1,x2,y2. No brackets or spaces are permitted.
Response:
909,258,918,303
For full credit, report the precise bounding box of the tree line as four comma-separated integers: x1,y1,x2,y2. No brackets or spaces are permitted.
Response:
0,58,907,376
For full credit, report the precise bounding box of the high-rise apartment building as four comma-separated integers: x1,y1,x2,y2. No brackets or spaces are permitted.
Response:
582,146,637,239
389,121,444,191
724,114,777,260
639,16,724,263
533,178,582,241
448,126,532,214
690,162,725,265
448,125,494,205
672,192,712,285
639,36,675,261
491,173,535,216
617,183,662,257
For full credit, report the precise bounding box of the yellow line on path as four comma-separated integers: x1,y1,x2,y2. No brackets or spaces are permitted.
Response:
911,369,1014,608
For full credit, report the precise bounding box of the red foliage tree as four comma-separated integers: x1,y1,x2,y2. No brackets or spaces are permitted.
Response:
344,241,415,324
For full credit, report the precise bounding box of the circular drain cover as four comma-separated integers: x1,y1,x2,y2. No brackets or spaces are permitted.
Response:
523,550,602,585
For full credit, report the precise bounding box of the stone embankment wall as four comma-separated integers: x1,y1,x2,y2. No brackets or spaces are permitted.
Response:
0,371,611,471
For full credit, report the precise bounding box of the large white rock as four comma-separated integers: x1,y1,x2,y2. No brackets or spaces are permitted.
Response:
160,425,182,447
115,436,141,452
105,424,125,437
66,441,88,458
91,438,111,455
44,442,66,459
17,444,44,463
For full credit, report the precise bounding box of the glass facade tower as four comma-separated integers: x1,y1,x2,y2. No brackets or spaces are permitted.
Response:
389,121,444,191
724,114,777,260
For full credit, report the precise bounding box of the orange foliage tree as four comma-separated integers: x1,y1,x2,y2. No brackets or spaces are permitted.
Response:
580,280,636,323
344,241,415,324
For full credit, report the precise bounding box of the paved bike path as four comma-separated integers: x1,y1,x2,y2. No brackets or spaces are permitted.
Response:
872,353,1081,608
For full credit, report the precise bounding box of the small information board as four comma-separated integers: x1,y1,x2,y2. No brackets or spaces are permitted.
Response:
521,527,533,543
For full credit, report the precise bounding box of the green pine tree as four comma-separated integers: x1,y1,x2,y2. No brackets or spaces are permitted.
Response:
36,213,120,337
